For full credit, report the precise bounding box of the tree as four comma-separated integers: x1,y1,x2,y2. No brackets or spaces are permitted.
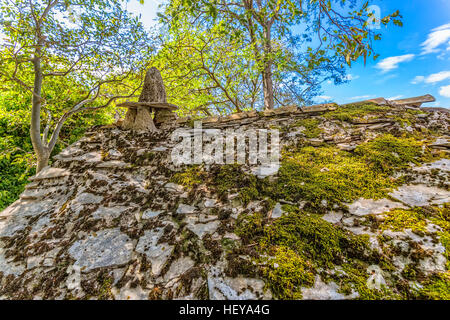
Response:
153,20,262,116
161,0,403,110
0,0,153,172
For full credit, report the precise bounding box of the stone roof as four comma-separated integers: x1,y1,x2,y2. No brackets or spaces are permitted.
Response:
0,96,449,300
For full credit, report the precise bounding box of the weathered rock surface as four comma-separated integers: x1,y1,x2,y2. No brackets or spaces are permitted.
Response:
0,99,449,300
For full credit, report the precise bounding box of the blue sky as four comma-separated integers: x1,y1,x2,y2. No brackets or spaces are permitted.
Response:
127,0,450,108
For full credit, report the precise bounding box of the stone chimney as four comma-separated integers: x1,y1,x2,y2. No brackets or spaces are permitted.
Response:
120,67,177,131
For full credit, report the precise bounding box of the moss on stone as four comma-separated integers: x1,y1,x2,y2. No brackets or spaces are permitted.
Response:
211,164,265,204
232,208,388,299
261,246,315,299
170,165,207,189
324,103,391,122
355,134,424,173
274,146,396,208
291,118,323,138
417,272,450,300
380,208,429,232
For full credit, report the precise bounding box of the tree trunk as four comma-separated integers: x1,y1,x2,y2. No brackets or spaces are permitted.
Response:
36,148,50,173
262,23,274,110
262,63,274,110
30,54,49,172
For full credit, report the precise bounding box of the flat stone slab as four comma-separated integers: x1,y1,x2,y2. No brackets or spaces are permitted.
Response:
322,211,343,224
20,186,61,200
164,256,195,281
142,209,163,219
208,271,271,300
186,219,220,238
68,228,133,272
53,144,84,160
391,94,435,107
92,206,128,220
73,192,103,206
165,183,184,193
0,248,25,276
29,167,71,181
389,184,450,207
348,198,407,216
204,199,217,208
96,160,129,169
135,228,174,276
301,275,358,300
30,215,52,235
0,215,29,237
413,159,450,172
1,199,55,219
176,204,196,215
429,137,449,149
270,203,284,219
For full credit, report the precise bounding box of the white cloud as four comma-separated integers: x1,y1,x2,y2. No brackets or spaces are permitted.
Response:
411,76,425,84
411,71,450,84
439,85,450,98
317,95,332,100
349,95,375,101
426,71,450,83
421,23,450,55
387,95,404,100
375,54,415,73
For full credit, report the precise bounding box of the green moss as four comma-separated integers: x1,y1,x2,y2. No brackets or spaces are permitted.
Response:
355,134,423,173
324,103,390,122
235,211,266,244
232,209,387,299
274,146,396,208
261,211,371,268
418,272,450,300
261,247,315,299
171,165,208,189
380,208,429,232
291,118,323,138
336,263,400,300
212,164,264,204
387,109,427,127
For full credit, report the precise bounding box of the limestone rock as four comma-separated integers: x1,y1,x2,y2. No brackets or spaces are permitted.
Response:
135,228,174,276
389,184,450,207
348,198,407,216
68,228,134,272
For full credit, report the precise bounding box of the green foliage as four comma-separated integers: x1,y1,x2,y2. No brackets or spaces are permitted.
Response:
0,81,114,210
324,103,391,122
355,134,423,173
160,0,403,110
